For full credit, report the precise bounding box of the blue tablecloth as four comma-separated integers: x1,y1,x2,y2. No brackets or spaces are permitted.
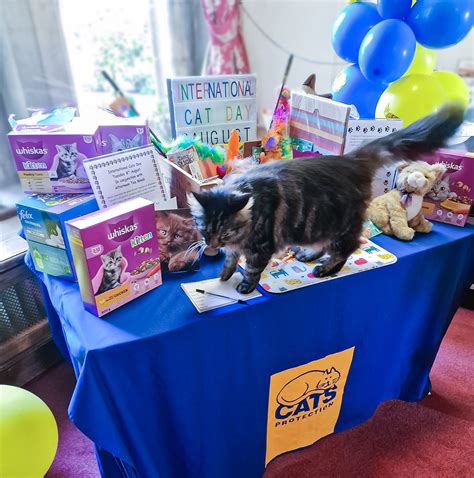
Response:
31,223,474,478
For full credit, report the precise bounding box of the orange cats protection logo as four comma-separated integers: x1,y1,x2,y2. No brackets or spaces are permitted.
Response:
266,347,354,465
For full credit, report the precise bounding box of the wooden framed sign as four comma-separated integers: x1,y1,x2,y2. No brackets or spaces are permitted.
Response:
167,74,257,145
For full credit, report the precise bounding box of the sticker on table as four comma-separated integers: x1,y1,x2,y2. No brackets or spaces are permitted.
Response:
266,347,354,465
240,239,397,293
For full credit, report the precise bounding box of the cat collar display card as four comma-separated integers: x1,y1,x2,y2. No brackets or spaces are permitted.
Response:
83,145,169,210
155,208,203,273
16,193,98,281
66,198,162,317
8,121,101,194
421,149,474,227
239,239,397,294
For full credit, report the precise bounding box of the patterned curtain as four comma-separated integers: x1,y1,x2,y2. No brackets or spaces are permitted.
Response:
200,0,250,75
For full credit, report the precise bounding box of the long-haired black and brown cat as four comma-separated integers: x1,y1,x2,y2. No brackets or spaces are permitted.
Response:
189,105,463,294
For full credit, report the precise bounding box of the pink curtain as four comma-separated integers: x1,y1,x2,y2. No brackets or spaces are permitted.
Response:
200,0,250,75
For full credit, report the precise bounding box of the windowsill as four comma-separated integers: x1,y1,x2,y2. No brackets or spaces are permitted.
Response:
0,213,28,273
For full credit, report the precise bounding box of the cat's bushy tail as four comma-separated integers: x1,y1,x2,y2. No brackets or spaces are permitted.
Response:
351,103,464,171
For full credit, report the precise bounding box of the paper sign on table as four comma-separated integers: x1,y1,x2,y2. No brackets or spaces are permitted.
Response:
83,145,169,209
181,272,261,313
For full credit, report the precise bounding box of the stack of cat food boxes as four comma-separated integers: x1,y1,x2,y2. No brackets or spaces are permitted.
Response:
12,113,163,317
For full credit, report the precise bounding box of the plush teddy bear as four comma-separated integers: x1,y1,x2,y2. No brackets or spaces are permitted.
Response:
367,161,446,241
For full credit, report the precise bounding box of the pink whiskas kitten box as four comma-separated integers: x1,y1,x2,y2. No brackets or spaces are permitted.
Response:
8,120,101,194
421,150,474,227
66,198,162,317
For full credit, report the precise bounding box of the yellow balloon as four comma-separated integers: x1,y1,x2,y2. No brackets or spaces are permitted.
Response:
376,74,447,126
0,385,58,478
403,44,436,77
432,71,470,109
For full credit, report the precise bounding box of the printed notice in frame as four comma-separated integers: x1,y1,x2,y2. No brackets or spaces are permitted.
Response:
84,145,170,209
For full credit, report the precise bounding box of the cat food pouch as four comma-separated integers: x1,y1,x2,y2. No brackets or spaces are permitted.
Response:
8,120,101,194
16,193,99,281
421,150,474,227
66,198,162,317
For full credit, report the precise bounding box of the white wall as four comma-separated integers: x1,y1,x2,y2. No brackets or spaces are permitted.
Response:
241,0,474,113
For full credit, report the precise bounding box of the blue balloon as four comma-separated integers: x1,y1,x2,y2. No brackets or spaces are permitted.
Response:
407,0,473,48
377,0,412,19
331,64,386,119
332,2,382,63
359,19,416,84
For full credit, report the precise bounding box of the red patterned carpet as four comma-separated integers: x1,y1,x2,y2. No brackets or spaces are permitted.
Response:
26,308,473,478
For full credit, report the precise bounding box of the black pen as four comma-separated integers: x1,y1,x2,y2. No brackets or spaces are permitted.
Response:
195,289,248,305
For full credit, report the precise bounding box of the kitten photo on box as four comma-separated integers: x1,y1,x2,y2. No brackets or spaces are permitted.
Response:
154,208,203,273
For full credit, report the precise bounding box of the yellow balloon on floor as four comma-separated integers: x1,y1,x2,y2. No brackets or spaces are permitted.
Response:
432,71,470,109
376,74,447,126
0,385,58,478
403,44,436,77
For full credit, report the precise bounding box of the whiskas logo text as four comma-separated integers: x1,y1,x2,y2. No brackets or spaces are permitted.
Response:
15,140,49,169
438,161,463,171
266,347,354,465
107,216,138,241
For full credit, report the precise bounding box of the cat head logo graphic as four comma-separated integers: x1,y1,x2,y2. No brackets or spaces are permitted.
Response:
107,216,138,242
15,140,48,159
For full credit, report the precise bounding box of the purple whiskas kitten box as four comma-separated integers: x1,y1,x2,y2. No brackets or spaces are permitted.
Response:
8,120,101,194
66,198,162,317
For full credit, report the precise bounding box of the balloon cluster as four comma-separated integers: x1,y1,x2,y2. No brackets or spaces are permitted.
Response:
331,0,472,124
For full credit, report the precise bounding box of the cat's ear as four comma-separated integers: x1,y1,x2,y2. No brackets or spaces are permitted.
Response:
56,145,64,153
329,367,337,373
132,133,142,145
115,245,122,253
100,255,107,263
109,134,120,145
188,192,207,215
229,192,253,214
183,217,196,227
71,143,77,151
431,163,446,180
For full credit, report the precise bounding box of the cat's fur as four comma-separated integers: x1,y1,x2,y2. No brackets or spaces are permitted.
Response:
110,133,142,152
56,143,79,179
97,246,123,294
189,105,463,293
427,177,457,201
155,211,201,272
276,368,341,406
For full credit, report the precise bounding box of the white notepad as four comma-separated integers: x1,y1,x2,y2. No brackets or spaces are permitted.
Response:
181,273,262,313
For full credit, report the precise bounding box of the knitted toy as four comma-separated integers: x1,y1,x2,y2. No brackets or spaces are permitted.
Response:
367,161,446,241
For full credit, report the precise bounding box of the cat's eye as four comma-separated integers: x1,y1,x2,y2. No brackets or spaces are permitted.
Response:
174,233,182,239
160,230,167,236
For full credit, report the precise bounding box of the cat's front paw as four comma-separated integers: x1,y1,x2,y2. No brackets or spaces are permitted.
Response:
220,266,236,281
295,247,325,262
312,258,345,278
236,279,257,294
